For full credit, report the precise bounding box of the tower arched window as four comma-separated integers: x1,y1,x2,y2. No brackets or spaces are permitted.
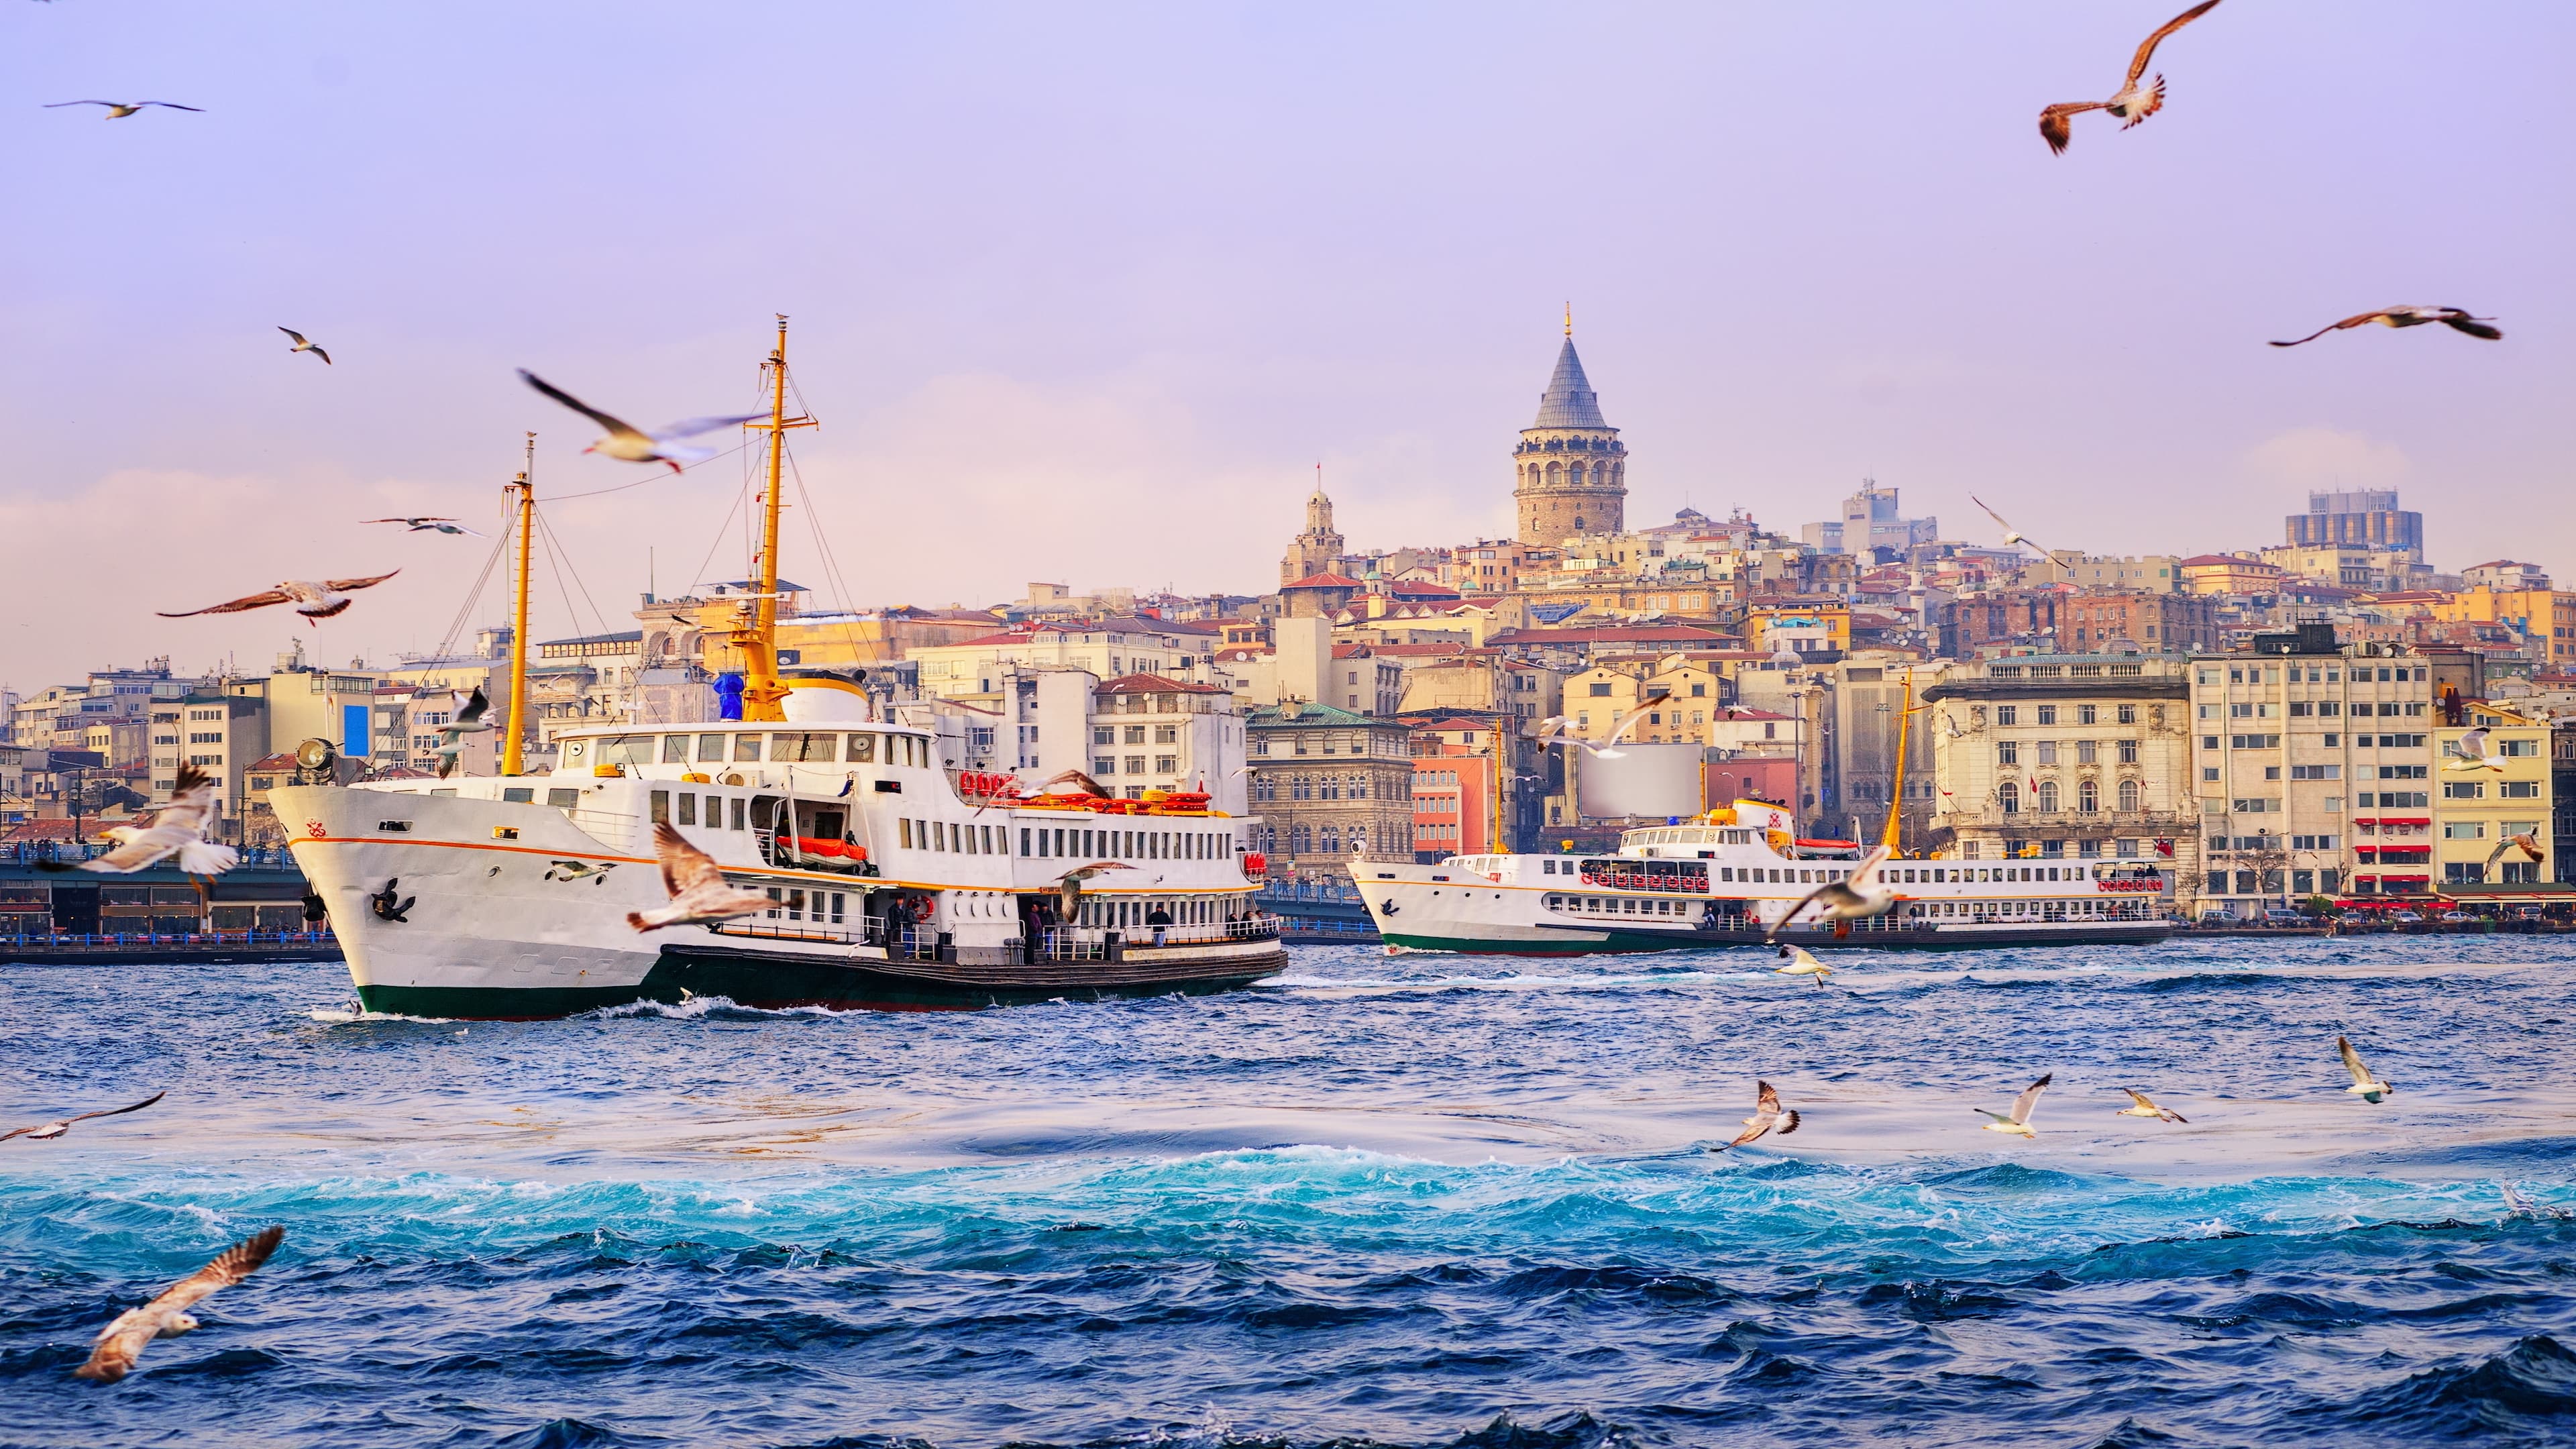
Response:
2078,779,2099,814
1546,462,1561,486
2118,778,2141,813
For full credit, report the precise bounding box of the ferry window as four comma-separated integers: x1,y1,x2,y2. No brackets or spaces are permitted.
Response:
731,798,746,830
734,733,763,762
779,733,839,763
1022,827,1034,856
649,790,670,824
848,733,877,763
900,819,914,849
547,788,582,808
502,787,534,803
661,736,689,764
601,736,656,767
678,794,697,826
696,734,726,762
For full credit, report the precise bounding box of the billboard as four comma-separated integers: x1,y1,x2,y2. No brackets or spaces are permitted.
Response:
1576,744,1705,821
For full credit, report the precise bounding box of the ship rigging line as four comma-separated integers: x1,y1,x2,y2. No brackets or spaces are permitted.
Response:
535,439,753,502
783,444,874,678
429,504,516,664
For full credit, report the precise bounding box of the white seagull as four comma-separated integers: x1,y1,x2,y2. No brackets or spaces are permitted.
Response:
1717,1080,1801,1150
519,370,761,474
1768,845,1896,942
2444,727,2506,773
1055,860,1138,922
433,686,496,780
363,517,484,537
276,327,330,365
1971,496,2053,559
44,763,237,876
158,571,399,627
2,1091,164,1142
2486,831,2545,868
45,99,203,119
1978,1073,2053,1137
2271,307,2504,348
2338,1035,2393,1104
2037,1,2224,155
2115,1087,2188,1124
75,1226,284,1383
1774,944,1834,988
626,822,775,932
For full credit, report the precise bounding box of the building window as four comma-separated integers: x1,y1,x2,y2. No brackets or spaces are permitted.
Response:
1155,754,1177,773
2077,705,2096,725
1998,781,2019,815
2118,739,2139,765
1997,741,2019,767
2036,706,2057,726
2035,781,2059,813
2117,779,2140,813
1996,706,2017,726
2078,780,2099,814
2076,739,2097,765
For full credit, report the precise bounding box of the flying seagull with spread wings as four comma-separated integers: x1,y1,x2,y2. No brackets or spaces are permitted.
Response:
75,1226,284,1383
2486,831,2544,868
1054,860,1138,922
2271,307,2502,348
1971,496,2052,559
2038,1,2223,154
1774,943,1834,988
1032,767,1112,798
433,687,495,779
2443,727,2506,773
1717,1080,1801,1150
158,571,398,626
627,823,774,932
519,370,761,474
2115,1087,2188,1124
276,327,330,365
1768,845,1895,942
1978,1073,2053,1137
42,763,237,876
2,1091,164,1142
2338,1035,2393,1104
363,517,484,536
46,99,203,119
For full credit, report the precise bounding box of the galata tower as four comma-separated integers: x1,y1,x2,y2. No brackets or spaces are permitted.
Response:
1513,312,1626,547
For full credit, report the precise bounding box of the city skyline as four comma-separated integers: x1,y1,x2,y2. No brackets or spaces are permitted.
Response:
5,1,2571,686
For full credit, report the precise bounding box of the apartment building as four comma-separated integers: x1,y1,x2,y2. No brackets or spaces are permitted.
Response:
1923,655,2196,885
2431,703,2553,888
1244,702,1415,877
148,690,270,825
1083,675,1244,804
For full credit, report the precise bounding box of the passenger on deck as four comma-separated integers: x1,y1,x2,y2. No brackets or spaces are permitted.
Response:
1146,903,1172,947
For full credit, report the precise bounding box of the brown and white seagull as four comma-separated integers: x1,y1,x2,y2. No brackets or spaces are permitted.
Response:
1717,1080,1801,1150
158,571,398,626
627,822,775,932
1768,845,1896,942
1054,860,1138,922
277,327,330,365
2,1091,164,1142
2271,307,2503,347
2486,832,2545,868
45,99,203,119
43,763,237,876
519,370,761,474
75,1226,284,1383
2038,1,2224,155
2115,1087,2188,1124
363,517,484,536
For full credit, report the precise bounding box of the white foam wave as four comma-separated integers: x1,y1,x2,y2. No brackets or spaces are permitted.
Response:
577,993,843,1021
304,1006,460,1025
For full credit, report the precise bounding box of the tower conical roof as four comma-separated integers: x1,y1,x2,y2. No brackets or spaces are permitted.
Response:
1532,337,1608,429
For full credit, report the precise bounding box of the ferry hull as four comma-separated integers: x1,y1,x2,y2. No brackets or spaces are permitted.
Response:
1377,922,2174,957
278,785,1285,1020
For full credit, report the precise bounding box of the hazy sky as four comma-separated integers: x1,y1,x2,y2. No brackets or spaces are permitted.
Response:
4,2,2569,688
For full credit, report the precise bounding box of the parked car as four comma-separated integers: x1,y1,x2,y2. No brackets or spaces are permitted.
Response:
2439,910,2474,924
2261,908,2308,926
2392,910,2425,923
2513,905,2546,920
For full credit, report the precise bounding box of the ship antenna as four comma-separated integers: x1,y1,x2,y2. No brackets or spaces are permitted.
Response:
733,313,816,722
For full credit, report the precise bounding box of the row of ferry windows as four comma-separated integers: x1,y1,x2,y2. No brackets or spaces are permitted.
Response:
1546,895,2132,917
561,733,934,768
1537,859,2092,885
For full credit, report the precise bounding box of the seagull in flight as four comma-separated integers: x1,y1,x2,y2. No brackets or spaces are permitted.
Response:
39,764,236,876
1978,1073,2052,1137
2338,1035,2393,1103
433,686,495,780
1773,943,1833,988
75,1226,284,1383
158,571,398,626
276,327,330,365
2486,831,2544,868
363,517,484,536
2,1091,164,1142
2037,1,2223,155
627,823,775,932
1054,860,1138,922
2443,727,2506,773
1971,496,2052,559
1716,1080,1801,1150
2115,1087,2188,1124
519,370,761,474
1032,767,1112,798
1768,845,1895,942
45,99,203,119
2270,307,2503,348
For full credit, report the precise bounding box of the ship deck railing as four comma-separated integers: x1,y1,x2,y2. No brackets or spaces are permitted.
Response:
0,930,337,948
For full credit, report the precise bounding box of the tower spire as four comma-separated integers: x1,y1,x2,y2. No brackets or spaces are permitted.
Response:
1564,301,1572,337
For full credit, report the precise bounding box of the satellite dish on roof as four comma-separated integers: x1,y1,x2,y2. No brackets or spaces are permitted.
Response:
1771,650,1801,667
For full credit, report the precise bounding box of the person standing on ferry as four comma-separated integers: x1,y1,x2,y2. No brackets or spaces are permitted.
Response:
1146,903,1172,947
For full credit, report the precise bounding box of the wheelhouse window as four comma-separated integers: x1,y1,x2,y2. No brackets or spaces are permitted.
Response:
697,733,727,763
661,736,690,764
734,733,764,762
847,733,877,763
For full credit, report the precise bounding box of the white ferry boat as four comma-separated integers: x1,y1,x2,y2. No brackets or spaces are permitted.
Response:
271,321,1283,1018
1352,799,2172,955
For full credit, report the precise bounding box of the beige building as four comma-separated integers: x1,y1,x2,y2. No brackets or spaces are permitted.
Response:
1831,657,1950,845
149,689,271,828
2432,703,2552,888
1923,655,2197,890
1244,702,1415,878
909,621,1199,701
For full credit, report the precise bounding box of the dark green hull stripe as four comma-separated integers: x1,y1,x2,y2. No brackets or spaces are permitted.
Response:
354,947,1284,1020
1379,924,2171,957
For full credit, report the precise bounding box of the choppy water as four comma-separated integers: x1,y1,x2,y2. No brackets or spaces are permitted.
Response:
6,938,2576,1448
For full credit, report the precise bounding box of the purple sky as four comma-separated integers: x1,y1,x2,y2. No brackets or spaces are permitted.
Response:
4,1,2569,687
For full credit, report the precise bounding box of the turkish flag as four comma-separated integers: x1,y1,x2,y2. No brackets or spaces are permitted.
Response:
2155,838,2174,857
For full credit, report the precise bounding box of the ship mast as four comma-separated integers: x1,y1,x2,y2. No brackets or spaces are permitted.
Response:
501,433,536,776
1879,668,1912,854
732,314,816,723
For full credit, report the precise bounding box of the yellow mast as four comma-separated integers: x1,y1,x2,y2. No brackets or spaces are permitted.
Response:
500,435,536,776
731,314,815,722
1879,669,1913,853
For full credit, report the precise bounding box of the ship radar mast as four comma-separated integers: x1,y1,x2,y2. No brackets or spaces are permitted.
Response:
730,314,817,722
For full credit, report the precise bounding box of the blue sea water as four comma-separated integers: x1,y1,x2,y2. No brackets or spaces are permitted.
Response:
5,938,2576,1448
